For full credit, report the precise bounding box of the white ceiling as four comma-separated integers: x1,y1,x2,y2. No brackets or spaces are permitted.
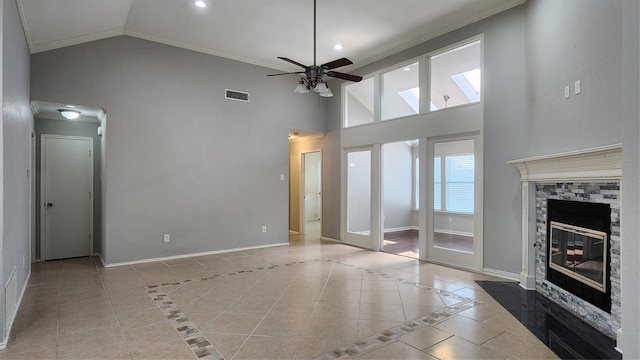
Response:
17,0,525,73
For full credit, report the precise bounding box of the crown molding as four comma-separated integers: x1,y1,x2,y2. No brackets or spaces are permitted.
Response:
29,28,125,54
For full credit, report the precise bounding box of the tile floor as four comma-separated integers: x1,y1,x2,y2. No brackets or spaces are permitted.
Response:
0,233,559,359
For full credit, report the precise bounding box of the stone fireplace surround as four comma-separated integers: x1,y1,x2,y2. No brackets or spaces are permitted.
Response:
508,144,621,339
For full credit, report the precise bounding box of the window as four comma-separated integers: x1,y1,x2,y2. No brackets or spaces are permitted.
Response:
433,142,475,214
343,36,482,126
382,62,419,120
430,40,481,110
347,150,372,233
345,77,374,127
444,154,474,213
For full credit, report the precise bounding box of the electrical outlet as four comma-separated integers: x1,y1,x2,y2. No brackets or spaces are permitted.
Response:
564,86,570,99
261,226,267,233
163,234,170,243
575,80,581,95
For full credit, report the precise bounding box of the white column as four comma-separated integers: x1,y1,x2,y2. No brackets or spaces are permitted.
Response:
519,181,536,289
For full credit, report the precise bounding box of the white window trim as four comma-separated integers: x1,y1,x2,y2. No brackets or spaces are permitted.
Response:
342,34,484,129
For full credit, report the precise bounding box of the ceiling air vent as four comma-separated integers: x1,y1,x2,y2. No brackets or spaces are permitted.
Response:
225,89,250,102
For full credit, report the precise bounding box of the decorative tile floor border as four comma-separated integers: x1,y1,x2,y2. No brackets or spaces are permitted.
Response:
313,299,478,360
146,286,224,359
144,258,479,360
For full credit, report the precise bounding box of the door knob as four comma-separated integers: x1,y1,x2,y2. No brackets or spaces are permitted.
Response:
46,203,53,208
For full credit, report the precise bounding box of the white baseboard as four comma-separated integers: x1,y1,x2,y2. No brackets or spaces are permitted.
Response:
321,236,341,243
383,226,419,233
483,268,520,282
1,270,30,350
103,242,289,268
435,229,474,237
519,272,536,290
95,252,106,268
615,328,623,354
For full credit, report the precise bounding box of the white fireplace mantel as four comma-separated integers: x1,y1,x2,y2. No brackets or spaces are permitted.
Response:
507,144,622,182
507,144,622,290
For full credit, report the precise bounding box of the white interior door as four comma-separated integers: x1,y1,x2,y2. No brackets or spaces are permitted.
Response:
41,135,93,260
303,152,321,220
302,151,322,235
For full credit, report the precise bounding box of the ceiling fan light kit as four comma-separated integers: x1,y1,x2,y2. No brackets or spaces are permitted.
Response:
295,80,310,94
268,0,363,97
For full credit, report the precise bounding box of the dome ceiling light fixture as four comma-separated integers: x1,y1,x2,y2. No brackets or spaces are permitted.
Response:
58,109,81,120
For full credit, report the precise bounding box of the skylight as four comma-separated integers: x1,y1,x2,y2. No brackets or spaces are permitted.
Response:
397,87,420,114
451,68,481,102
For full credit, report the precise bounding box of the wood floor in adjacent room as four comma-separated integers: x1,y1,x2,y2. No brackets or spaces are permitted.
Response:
0,232,557,359
383,230,474,259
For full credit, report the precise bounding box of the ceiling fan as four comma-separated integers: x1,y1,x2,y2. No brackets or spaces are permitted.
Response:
268,0,363,96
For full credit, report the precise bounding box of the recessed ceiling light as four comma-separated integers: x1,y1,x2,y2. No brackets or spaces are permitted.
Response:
65,104,76,108
403,67,411,72
194,0,206,8
334,44,343,50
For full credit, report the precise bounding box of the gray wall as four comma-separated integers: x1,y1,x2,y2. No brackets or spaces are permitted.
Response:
525,0,621,155
620,0,639,357
2,0,33,342
31,36,327,264
321,119,341,240
34,119,102,258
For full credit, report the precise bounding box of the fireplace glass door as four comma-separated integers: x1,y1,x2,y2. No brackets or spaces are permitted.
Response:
549,221,607,292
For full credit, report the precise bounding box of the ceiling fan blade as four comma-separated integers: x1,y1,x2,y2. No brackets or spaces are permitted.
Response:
321,57,353,70
267,72,304,77
277,57,308,69
326,71,363,83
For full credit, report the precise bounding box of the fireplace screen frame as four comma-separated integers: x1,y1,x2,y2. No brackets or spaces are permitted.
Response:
549,221,607,293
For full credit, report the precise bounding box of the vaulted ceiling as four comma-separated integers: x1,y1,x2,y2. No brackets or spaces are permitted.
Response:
17,0,524,73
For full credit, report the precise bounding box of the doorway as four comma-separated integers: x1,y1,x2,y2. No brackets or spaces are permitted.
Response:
40,135,94,260
381,140,419,259
426,136,483,271
301,151,322,236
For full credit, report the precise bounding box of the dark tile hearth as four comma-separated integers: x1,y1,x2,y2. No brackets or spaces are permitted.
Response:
476,281,621,360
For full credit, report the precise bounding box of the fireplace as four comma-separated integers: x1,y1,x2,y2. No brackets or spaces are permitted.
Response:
508,145,622,339
546,199,611,312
